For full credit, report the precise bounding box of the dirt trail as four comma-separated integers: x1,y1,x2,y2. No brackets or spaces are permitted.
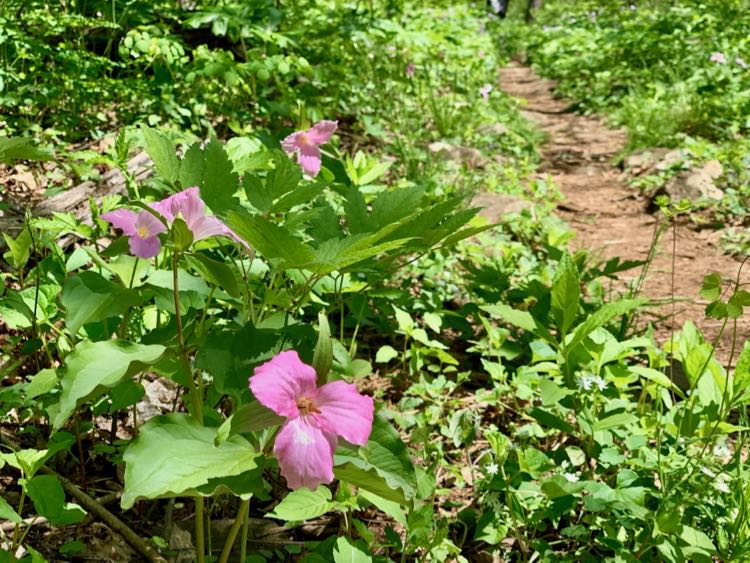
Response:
498,62,749,360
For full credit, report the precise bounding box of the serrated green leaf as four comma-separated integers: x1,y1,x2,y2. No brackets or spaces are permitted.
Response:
0,137,53,163
551,253,580,336
179,142,206,188
142,127,180,184
200,140,239,214
225,212,315,269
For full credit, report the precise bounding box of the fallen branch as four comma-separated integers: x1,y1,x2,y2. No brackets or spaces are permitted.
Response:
0,432,165,563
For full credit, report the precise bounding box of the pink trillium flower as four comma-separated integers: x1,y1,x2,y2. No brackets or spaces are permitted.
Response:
736,56,748,69
281,120,338,177
151,187,250,251
249,350,374,490
479,84,493,102
710,52,727,64
101,208,166,259
405,62,416,78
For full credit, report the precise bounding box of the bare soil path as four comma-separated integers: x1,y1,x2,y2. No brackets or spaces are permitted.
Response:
498,62,750,360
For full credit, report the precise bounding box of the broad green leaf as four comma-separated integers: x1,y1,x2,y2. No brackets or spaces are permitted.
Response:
200,140,239,214
2,227,32,270
333,463,407,505
52,340,166,430
26,475,86,525
357,489,406,526
186,253,240,298
142,127,179,184
333,536,373,563
0,137,53,163
551,253,580,336
214,400,284,445
568,299,645,351
122,413,259,509
333,414,417,501
0,495,21,523
375,345,398,364
592,412,638,432
629,366,674,389
267,486,334,521
61,271,143,334
25,368,59,399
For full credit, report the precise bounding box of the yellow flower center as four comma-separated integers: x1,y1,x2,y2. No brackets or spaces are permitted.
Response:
137,225,149,238
298,133,310,144
296,396,320,416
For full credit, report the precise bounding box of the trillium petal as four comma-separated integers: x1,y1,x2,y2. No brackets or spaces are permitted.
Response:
274,417,337,490
315,380,374,446
102,209,138,236
306,120,338,145
281,131,305,155
135,211,167,237
249,350,317,418
298,143,322,177
129,235,161,259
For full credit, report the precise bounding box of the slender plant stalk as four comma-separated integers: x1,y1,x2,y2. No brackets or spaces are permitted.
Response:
172,250,205,563
218,498,251,563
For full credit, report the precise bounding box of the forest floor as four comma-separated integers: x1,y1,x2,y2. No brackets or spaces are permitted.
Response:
498,62,750,363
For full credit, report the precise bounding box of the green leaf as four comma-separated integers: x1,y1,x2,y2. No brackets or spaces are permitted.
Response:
225,212,315,269
214,400,284,445
25,475,86,525
333,414,417,501
25,368,59,399
551,253,580,336
142,127,180,184
375,345,398,364
0,137,53,164
200,140,238,214
267,486,334,521
0,495,21,523
592,412,638,432
699,272,722,301
333,536,373,563
333,463,407,505
313,312,333,385
568,299,645,351
61,271,143,334
733,341,750,398
52,340,166,430
179,142,206,188
122,413,260,509
172,217,194,252
2,227,32,270
186,253,240,298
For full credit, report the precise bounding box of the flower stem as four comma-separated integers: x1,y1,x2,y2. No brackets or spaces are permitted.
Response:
218,499,250,563
172,250,205,563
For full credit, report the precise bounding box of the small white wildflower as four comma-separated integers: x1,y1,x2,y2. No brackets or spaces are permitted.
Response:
576,375,594,391
563,472,580,483
701,466,717,479
486,462,499,476
715,477,730,494
593,376,607,391
713,443,731,458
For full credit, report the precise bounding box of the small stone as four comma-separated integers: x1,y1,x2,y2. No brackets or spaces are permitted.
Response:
472,193,533,221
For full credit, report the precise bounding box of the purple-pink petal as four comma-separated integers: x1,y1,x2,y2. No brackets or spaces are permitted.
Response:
297,143,322,177
306,120,338,145
249,350,317,418
102,209,138,236
128,235,161,259
135,210,167,237
315,380,374,446
274,417,337,490
281,131,305,154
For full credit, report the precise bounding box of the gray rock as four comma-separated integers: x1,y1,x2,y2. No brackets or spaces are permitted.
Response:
665,159,724,201
472,193,533,221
